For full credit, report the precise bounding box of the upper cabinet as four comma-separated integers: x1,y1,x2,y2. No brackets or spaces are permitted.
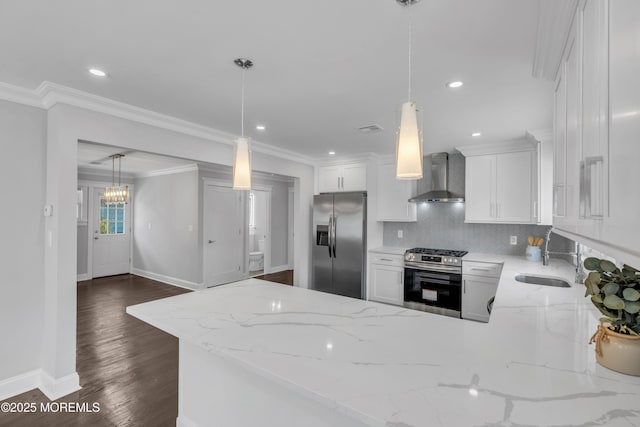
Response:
318,163,366,193
552,0,640,266
376,163,417,222
458,142,539,225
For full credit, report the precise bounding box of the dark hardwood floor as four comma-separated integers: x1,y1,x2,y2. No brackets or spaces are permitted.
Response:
1,274,190,427
1,272,295,427
254,269,293,286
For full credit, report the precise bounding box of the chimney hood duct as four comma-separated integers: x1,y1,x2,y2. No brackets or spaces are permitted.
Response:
408,152,464,203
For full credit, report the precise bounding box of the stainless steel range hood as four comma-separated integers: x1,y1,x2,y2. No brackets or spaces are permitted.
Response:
408,152,464,203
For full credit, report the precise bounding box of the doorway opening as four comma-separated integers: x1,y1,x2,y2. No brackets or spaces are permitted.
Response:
248,187,271,277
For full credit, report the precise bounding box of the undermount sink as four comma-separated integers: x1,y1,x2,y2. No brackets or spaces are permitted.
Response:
514,274,571,288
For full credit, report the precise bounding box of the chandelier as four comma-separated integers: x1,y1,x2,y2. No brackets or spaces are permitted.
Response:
104,154,129,204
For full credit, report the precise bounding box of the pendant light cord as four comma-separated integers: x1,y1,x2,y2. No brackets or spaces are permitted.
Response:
111,155,115,186
407,13,412,102
118,155,122,186
241,68,245,137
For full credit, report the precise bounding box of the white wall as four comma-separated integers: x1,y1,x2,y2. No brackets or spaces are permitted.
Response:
0,100,46,388
132,170,200,285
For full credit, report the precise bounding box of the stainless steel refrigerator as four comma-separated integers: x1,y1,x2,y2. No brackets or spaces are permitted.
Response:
312,192,366,299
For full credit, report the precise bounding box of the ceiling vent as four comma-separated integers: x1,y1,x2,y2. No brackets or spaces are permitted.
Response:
358,124,384,133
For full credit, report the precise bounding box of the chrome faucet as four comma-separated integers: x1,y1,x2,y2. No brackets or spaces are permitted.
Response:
542,226,554,266
542,226,585,283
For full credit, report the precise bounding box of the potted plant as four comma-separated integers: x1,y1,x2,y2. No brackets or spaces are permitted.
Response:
583,257,640,376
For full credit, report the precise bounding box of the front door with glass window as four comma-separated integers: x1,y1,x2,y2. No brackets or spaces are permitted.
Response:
92,189,131,278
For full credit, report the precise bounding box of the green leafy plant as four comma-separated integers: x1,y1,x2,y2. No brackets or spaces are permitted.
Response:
583,257,640,335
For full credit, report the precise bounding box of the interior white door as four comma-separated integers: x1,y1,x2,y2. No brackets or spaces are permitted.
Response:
92,189,131,278
204,183,244,287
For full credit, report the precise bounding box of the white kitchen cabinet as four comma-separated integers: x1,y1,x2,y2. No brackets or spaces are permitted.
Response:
464,151,536,224
318,163,366,193
376,163,417,222
368,252,404,306
599,0,640,264
551,0,640,266
462,261,502,323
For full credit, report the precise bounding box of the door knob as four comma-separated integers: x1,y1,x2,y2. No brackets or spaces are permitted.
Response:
208,240,216,244
94,237,99,240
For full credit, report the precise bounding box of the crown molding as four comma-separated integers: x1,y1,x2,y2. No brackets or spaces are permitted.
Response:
526,128,553,143
136,164,199,178
77,166,137,180
456,138,536,157
316,152,381,166
0,80,315,166
0,81,44,107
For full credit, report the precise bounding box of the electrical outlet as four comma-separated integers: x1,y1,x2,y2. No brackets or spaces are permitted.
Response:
397,230,403,239
510,235,517,245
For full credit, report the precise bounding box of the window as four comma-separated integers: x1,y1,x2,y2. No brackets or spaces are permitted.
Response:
99,198,126,235
249,192,256,229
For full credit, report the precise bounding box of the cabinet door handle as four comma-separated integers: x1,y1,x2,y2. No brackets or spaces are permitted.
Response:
463,280,466,293
471,268,491,272
533,201,538,220
380,258,393,262
341,176,344,189
337,177,341,189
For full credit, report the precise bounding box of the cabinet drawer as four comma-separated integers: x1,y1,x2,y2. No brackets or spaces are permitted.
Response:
462,261,503,278
369,253,404,267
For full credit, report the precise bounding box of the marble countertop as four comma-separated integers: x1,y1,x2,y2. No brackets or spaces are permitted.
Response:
127,256,640,427
368,246,407,256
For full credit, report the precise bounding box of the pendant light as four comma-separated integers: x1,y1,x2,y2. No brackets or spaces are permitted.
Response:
104,154,129,204
232,58,253,190
395,0,423,180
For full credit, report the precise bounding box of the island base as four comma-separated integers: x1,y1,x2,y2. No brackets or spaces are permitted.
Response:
176,340,372,427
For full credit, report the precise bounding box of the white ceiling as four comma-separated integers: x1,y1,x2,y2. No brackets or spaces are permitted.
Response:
0,0,553,159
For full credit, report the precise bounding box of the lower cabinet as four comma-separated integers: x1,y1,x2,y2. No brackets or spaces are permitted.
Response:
461,261,502,322
369,253,404,306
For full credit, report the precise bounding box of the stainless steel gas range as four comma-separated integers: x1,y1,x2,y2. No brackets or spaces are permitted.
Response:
403,248,468,318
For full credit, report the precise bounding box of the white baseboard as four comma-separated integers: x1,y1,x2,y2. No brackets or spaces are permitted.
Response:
77,273,91,282
0,370,81,402
39,371,81,401
176,415,199,427
0,369,41,401
131,268,204,290
268,264,291,274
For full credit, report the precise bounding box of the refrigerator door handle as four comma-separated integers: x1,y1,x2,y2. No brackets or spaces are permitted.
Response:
328,215,333,258
332,215,337,257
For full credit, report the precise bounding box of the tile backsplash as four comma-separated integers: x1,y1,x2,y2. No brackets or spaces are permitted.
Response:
383,202,573,256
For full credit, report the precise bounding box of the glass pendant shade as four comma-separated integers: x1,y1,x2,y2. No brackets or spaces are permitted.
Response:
395,102,423,179
104,185,129,204
232,136,252,190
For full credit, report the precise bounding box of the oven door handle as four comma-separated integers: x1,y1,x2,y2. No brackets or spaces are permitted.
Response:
404,262,461,274
420,278,454,286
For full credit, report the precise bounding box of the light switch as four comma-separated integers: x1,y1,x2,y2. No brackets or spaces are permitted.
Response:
397,230,403,239
147,222,152,231
510,236,517,245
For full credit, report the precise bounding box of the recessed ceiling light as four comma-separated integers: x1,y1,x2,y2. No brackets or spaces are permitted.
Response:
328,151,336,156
256,124,266,131
88,68,108,78
446,81,464,88
471,132,482,137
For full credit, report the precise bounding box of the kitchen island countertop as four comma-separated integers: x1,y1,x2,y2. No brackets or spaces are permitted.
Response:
127,255,640,427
